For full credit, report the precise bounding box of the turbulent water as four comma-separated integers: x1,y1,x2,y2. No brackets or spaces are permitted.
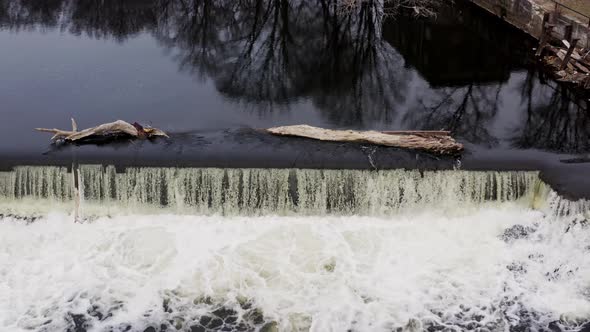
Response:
0,166,589,332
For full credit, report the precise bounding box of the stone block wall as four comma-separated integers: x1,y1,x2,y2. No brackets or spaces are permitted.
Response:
468,0,589,47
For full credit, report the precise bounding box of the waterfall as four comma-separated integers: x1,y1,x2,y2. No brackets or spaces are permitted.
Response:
547,190,590,217
0,166,72,201
2,166,590,332
0,165,546,216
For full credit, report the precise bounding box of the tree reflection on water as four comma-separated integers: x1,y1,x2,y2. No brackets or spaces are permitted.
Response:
0,0,589,153
514,69,590,153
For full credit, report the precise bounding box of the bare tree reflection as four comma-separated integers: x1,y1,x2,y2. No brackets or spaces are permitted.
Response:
154,0,237,78
67,0,157,41
1,0,589,152
150,0,407,123
213,0,305,108
403,84,502,146
0,0,65,30
310,0,409,126
513,72,590,153
2,0,157,40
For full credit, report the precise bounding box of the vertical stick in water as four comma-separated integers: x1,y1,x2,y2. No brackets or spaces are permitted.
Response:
71,118,82,222
73,164,81,222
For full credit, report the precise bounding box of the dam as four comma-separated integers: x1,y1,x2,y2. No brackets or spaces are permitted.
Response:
1,0,590,331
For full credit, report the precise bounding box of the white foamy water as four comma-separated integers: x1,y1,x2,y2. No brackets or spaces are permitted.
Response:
1,208,589,332
1,166,589,331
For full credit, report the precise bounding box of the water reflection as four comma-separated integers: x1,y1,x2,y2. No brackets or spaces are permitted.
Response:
0,0,589,153
404,84,502,147
1,0,156,39
513,70,590,153
152,0,408,122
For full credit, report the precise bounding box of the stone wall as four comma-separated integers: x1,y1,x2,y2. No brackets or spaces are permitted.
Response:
468,0,590,47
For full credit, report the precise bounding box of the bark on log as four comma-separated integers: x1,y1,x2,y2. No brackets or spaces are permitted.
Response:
266,125,463,155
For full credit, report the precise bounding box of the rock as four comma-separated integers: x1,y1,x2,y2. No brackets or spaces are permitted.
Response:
548,320,563,332
565,218,589,233
87,305,105,321
212,307,236,320
323,262,336,272
237,296,251,310
189,325,205,332
0,213,39,224
426,324,445,331
208,318,223,329
67,313,88,332
193,296,213,305
162,299,172,313
500,225,536,242
244,308,264,325
172,317,184,330
260,322,279,332
580,322,590,332
235,322,250,331
403,318,422,332
507,262,527,274
199,316,211,326
143,327,157,332
112,324,132,332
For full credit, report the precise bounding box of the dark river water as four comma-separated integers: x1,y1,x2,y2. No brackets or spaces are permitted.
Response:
0,0,589,196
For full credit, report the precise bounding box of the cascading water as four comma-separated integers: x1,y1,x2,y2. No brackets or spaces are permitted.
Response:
0,166,589,332
0,166,540,217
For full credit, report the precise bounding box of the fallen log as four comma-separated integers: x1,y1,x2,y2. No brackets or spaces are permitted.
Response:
266,125,463,155
36,119,168,144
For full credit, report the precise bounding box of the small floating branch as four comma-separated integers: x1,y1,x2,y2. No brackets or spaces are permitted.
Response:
36,119,168,144
265,125,463,155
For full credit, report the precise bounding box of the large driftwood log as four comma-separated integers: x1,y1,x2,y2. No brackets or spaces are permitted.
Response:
36,119,168,143
266,125,463,155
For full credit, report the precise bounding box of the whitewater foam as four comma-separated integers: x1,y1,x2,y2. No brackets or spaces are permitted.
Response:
1,209,589,332
1,166,589,331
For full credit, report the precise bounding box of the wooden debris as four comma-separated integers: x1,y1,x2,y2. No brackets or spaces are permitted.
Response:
560,39,579,71
536,25,554,57
538,29,590,90
36,119,168,144
266,125,464,155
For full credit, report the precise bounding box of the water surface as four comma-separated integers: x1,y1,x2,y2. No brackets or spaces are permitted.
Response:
0,0,588,152
1,0,590,198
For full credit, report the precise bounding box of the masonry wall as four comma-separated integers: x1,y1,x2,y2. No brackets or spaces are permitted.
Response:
469,0,589,47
